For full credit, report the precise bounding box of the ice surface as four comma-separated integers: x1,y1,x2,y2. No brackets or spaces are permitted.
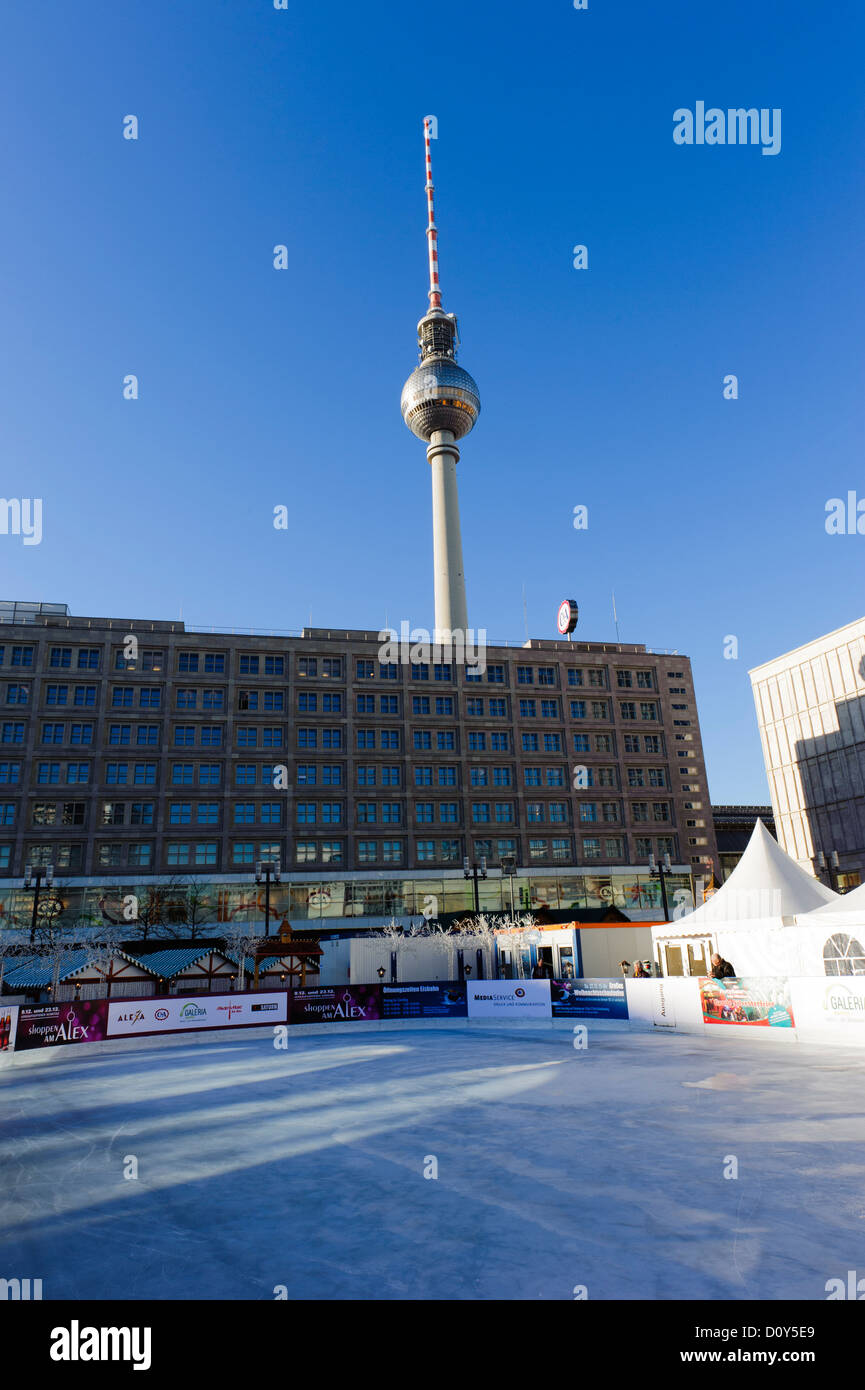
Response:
1,1023,864,1301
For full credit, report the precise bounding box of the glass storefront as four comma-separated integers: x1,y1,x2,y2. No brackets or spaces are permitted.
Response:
0,870,695,933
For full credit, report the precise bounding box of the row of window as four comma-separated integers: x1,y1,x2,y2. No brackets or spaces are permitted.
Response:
8,788,683,831
0,644,686,692
9,684,677,727
0,760,699,804
7,831,684,872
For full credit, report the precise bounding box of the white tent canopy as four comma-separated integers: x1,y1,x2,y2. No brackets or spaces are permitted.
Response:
670,819,837,929
798,875,865,926
652,820,841,978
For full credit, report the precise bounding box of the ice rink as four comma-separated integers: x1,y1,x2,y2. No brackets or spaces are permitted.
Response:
2,1023,864,1301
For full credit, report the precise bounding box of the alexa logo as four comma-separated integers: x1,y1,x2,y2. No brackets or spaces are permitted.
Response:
154,1009,169,1021
515,988,526,998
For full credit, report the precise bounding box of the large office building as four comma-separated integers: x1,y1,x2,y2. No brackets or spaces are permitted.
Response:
0,601,717,927
750,615,865,891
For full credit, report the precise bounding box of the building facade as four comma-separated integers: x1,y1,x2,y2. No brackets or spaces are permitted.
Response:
0,601,718,924
712,804,776,881
750,616,865,890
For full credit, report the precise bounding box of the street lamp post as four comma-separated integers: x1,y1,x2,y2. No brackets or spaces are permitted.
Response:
648,852,673,924
501,854,517,917
463,856,487,914
23,862,54,944
255,860,282,939
815,850,841,893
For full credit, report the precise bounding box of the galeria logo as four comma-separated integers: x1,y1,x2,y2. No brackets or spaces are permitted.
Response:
179,1003,207,1019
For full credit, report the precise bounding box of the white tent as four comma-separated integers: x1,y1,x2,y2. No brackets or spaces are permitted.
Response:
792,877,865,974
798,876,865,926
653,820,838,977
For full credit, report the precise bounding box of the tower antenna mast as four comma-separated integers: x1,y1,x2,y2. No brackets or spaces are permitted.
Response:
424,117,442,311
401,119,481,642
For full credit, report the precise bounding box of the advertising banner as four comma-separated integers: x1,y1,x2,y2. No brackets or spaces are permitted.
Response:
107,992,288,1037
550,977,629,1019
699,977,794,1028
16,999,108,1051
789,977,865,1040
289,985,381,1025
466,980,552,1019
0,1003,19,1052
381,982,467,1019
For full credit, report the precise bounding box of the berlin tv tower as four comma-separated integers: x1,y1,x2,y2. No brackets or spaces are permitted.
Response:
401,118,480,641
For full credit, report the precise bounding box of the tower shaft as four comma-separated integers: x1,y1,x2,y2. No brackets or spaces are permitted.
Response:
428,430,468,638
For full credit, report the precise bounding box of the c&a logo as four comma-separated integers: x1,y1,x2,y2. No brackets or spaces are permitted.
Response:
154,1009,169,1021
515,988,525,998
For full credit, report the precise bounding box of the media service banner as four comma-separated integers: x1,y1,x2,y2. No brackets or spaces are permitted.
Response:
551,977,628,1019
466,980,552,1019
107,992,288,1037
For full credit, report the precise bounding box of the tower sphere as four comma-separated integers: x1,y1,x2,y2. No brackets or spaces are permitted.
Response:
400,359,481,442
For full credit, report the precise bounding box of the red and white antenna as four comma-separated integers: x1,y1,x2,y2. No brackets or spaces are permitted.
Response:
424,116,442,310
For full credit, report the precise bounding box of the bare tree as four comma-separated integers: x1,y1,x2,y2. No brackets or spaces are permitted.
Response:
222,922,260,992
150,879,217,941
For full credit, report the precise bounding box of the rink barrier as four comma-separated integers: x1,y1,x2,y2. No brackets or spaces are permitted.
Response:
2,975,864,1053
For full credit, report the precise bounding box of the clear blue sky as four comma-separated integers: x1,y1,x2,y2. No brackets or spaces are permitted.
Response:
1,0,863,805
